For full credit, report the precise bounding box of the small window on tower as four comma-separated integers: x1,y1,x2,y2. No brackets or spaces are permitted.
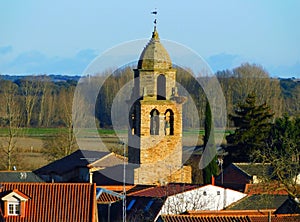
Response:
157,74,166,100
150,109,160,135
164,109,174,135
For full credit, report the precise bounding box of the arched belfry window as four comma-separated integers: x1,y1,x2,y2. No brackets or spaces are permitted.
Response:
150,109,160,135
157,74,166,100
165,109,174,135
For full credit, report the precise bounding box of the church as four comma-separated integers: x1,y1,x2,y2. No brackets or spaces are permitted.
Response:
127,26,192,185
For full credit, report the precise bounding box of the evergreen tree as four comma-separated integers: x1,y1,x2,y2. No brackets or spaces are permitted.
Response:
226,92,274,162
254,115,300,200
203,100,218,184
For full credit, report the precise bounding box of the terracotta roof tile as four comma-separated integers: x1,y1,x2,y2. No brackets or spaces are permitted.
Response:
97,192,122,203
96,187,124,203
250,215,300,222
244,184,289,195
160,214,300,222
98,185,136,192
0,182,97,222
128,183,198,198
160,214,252,222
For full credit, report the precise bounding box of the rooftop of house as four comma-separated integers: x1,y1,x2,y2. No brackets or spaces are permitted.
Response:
158,214,300,222
0,182,97,222
244,183,290,195
34,149,110,175
227,194,289,211
99,184,155,194
128,183,199,198
234,163,273,178
96,187,124,204
215,163,276,192
0,171,44,182
88,152,126,169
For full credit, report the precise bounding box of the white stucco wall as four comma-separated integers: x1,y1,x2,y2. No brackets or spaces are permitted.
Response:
159,184,247,215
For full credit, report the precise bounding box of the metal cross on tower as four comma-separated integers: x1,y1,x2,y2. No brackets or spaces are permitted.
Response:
151,9,158,27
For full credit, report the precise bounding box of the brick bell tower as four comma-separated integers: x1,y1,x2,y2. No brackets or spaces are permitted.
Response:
128,27,192,185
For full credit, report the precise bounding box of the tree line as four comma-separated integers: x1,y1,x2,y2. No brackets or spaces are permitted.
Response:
1,63,298,130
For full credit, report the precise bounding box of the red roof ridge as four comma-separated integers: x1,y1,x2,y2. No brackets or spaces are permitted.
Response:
244,183,290,195
127,183,199,197
187,209,276,216
127,186,156,196
98,185,136,192
11,189,31,199
0,182,93,185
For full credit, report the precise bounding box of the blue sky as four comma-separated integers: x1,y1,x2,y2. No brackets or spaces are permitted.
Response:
0,0,300,78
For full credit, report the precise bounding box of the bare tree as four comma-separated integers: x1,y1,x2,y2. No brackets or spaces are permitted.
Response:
18,78,35,127
37,75,51,127
42,86,78,161
0,80,22,170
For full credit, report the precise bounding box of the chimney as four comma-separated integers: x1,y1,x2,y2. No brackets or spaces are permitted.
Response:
89,172,93,184
211,175,215,186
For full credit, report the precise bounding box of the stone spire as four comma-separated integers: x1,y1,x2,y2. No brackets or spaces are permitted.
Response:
137,27,172,70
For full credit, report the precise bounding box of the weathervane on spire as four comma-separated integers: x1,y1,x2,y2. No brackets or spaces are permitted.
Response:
151,9,158,27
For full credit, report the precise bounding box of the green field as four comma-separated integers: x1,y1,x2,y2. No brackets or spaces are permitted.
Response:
0,127,232,170
0,127,232,137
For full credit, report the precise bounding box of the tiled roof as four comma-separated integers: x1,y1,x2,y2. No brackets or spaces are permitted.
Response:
250,215,300,222
227,195,289,210
0,182,97,222
88,152,126,168
96,187,124,203
187,210,275,216
244,184,289,195
159,214,300,222
98,185,136,192
34,149,109,175
159,214,252,222
234,163,273,177
0,171,44,182
128,183,199,198
99,184,155,194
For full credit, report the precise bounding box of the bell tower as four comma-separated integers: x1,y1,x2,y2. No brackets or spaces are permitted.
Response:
128,27,192,185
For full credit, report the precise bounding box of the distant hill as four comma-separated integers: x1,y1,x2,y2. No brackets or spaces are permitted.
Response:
0,74,80,82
